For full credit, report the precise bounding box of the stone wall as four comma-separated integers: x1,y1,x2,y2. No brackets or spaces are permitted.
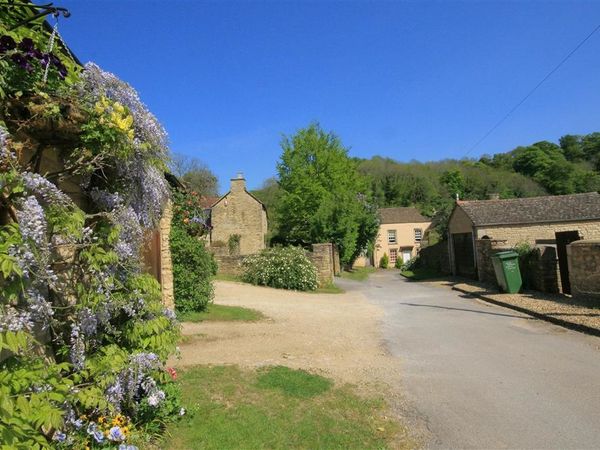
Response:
475,239,510,284
418,241,451,274
567,240,600,298
159,201,174,309
527,246,561,294
210,177,267,255
475,220,600,247
307,243,335,287
214,254,245,276
475,239,561,293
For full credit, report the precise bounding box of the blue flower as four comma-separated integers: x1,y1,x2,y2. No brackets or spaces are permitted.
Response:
108,425,126,442
52,430,66,442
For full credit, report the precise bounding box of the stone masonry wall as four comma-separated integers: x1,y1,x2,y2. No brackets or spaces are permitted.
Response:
567,240,600,299
210,177,267,255
307,243,335,287
159,201,174,309
475,220,600,246
214,254,245,276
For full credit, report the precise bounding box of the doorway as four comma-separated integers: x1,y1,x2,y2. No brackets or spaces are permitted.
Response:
555,230,580,294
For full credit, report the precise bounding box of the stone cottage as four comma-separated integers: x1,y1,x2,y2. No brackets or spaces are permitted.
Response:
371,207,431,267
447,192,600,293
206,174,268,255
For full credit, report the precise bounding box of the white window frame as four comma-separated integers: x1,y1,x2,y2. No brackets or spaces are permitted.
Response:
388,229,397,244
414,228,422,242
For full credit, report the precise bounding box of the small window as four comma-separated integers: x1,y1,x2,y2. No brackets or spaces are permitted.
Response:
389,248,398,264
388,230,397,244
414,228,422,242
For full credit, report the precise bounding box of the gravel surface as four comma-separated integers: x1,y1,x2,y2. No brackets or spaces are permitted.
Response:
426,279,600,333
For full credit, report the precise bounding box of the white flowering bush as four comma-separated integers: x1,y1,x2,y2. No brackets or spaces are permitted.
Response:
242,246,318,291
0,16,183,448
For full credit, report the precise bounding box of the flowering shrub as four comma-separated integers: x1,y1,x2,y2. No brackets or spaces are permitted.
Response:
170,188,216,313
242,246,318,291
0,20,184,447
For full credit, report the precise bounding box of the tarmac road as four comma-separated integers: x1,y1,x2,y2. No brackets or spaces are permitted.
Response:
338,271,600,449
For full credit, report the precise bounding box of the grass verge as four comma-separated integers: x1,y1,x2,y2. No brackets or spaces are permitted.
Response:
162,365,406,449
400,267,443,281
178,304,265,323
212,273,243,282
313,282,344,294
341,267,376,281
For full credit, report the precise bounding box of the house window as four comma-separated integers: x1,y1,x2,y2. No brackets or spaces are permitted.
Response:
388,230,397,244
414,228,422,242
389,248,398,265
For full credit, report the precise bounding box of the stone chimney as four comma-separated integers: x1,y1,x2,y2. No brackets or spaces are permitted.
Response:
230,172,245,193
487,192,500,200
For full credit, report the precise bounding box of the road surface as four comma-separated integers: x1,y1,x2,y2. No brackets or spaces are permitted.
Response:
338,271,600,449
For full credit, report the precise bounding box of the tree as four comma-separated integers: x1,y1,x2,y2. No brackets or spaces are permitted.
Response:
170,153,219,196
275,123,378,266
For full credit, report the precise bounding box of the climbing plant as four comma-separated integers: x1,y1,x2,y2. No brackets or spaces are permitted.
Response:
0,14,183,448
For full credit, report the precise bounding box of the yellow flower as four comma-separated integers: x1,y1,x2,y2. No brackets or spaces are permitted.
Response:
98,416,105,424
114,102,125,113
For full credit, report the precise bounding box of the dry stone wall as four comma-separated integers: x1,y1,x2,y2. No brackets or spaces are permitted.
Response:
567,240,600,299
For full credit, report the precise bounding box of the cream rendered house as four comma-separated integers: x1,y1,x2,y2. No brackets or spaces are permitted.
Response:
373,207,432,267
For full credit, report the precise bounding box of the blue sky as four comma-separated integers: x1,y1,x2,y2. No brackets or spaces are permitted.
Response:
57,0,600,193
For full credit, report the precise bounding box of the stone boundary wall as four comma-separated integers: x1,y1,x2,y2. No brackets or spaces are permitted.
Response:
476,239,561,293
418,241,451,274
567,240,600,299
307,243,336,287
476,239,511,284
214,254,245,276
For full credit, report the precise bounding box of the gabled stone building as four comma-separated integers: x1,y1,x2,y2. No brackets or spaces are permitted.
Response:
207,174,268,255
447,192,600,293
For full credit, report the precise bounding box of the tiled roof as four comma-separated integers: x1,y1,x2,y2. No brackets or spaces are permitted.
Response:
199,196,220,208
457,192,600,226
379,207,429,224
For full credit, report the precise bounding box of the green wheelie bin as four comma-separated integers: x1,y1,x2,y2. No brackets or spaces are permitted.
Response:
491,251,522,293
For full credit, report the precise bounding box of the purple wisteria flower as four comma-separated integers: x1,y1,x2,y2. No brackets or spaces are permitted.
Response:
0,306,33,332
25,287,53,326
16,196,47,246
21,172,72,207
69,324,85,369
80,63,169,154
78,308,97,335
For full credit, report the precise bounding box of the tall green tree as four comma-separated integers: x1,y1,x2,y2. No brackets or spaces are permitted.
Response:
276,123,378,266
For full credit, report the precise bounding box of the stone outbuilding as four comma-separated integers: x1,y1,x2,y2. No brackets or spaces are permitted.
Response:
207,173,268,256
447,192,600,293
371,207,431,267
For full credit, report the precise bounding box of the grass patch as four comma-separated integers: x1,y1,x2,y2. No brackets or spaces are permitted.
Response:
162,365,407,449
212,273,243,282
400,267,443,281
313,282,344,294
178,304,265,323
341,267,376,281
256,366,333,398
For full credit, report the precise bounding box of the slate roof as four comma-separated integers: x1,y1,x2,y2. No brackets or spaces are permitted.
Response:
457,192,600,227
379,207,430,224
